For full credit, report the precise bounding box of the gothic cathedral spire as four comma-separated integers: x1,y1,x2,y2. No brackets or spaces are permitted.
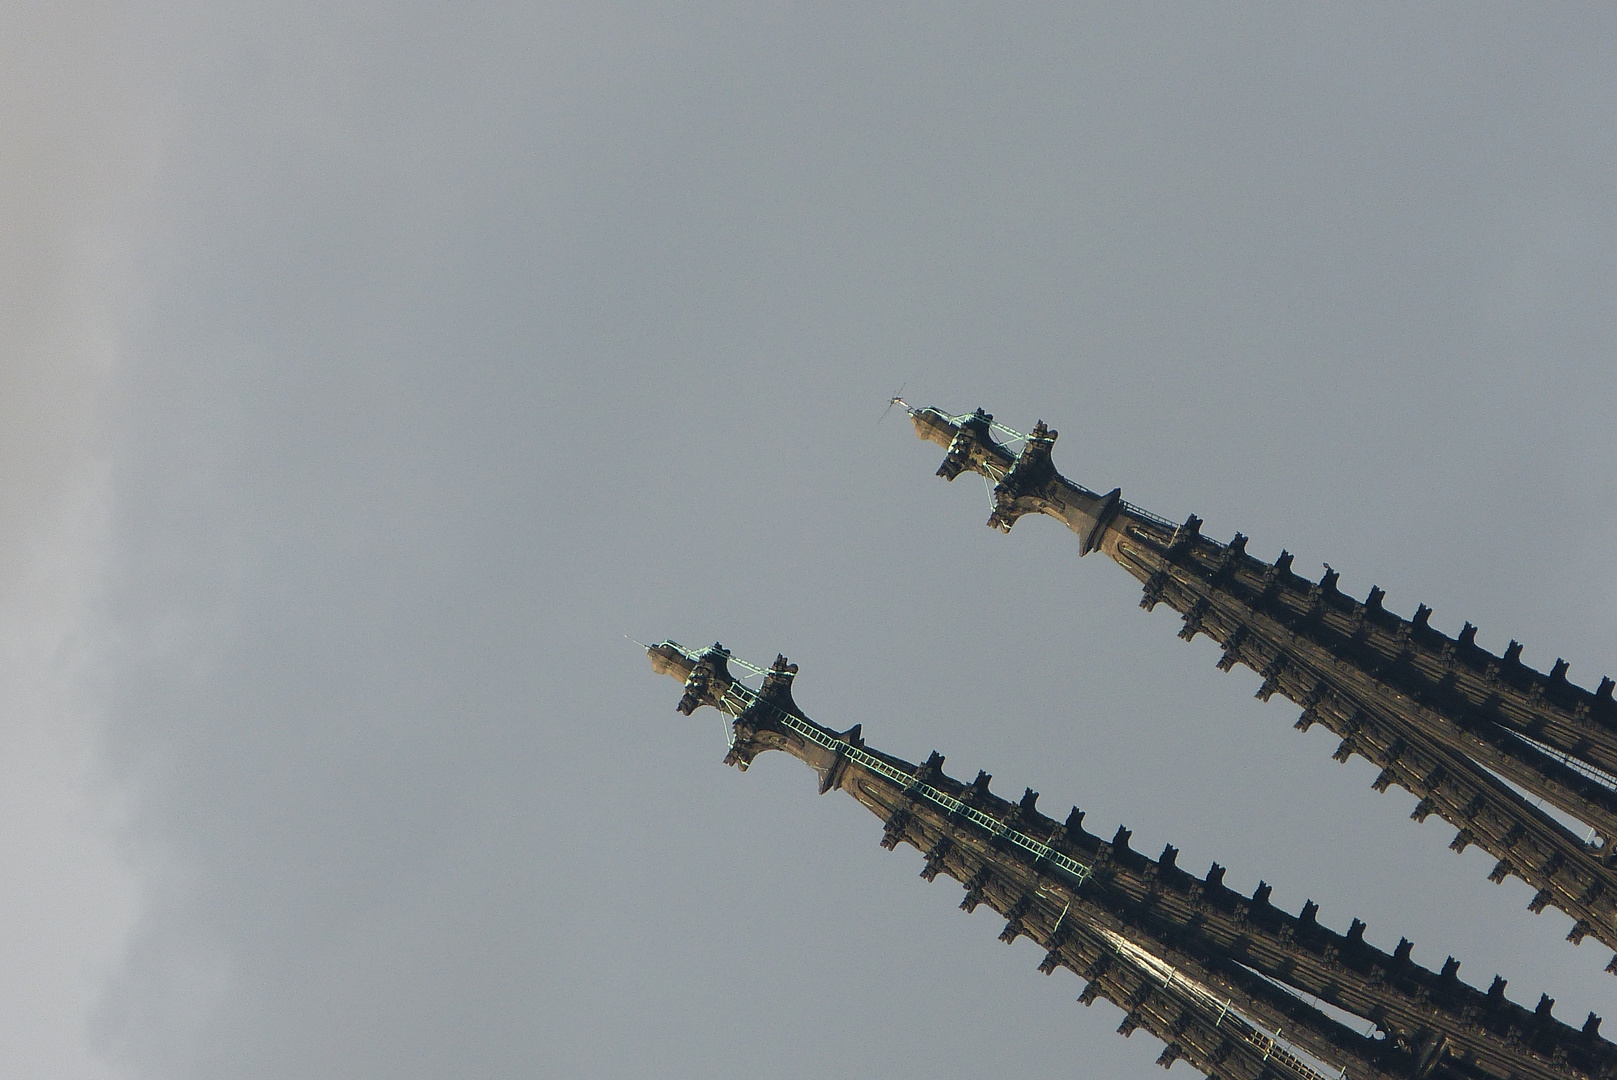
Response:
908,404,1617,969
647,640,1615,1080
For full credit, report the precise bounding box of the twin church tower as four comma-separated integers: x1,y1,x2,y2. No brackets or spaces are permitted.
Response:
645,404,1617,1080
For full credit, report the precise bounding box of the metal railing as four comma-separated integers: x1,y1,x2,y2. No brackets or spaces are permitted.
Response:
1507,728,1617,796
922,408,1186,540
1099,927,1345,1080
687,644,1344,1080
706,671,1091,887
1120,499,1181,534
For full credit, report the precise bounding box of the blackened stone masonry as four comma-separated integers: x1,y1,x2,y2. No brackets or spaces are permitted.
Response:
648,640,1616,1080
907,403,1617,969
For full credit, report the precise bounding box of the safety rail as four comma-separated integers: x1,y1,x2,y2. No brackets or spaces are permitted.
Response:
1100,927,1345,1080
1508,728,1617,796
1246,1030,1339,1080
692,647,1343,1080
1120,500,1181,534
711,678,1091,886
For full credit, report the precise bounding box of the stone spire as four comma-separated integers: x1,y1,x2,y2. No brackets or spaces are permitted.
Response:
908,405,1617,969
648,639,1616,1080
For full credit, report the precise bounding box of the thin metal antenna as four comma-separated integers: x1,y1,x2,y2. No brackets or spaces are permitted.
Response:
879,384,909,424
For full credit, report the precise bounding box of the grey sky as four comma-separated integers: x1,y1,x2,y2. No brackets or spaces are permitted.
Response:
4,5,1616,1078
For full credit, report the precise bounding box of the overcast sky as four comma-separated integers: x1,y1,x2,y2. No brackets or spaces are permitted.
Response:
6,5,1617,1078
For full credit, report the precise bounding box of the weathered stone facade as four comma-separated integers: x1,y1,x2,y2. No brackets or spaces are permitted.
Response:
648,641,1617,1080
910,405,1617,968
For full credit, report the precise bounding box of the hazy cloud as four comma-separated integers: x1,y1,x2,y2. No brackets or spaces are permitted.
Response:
10,5,1615,1078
